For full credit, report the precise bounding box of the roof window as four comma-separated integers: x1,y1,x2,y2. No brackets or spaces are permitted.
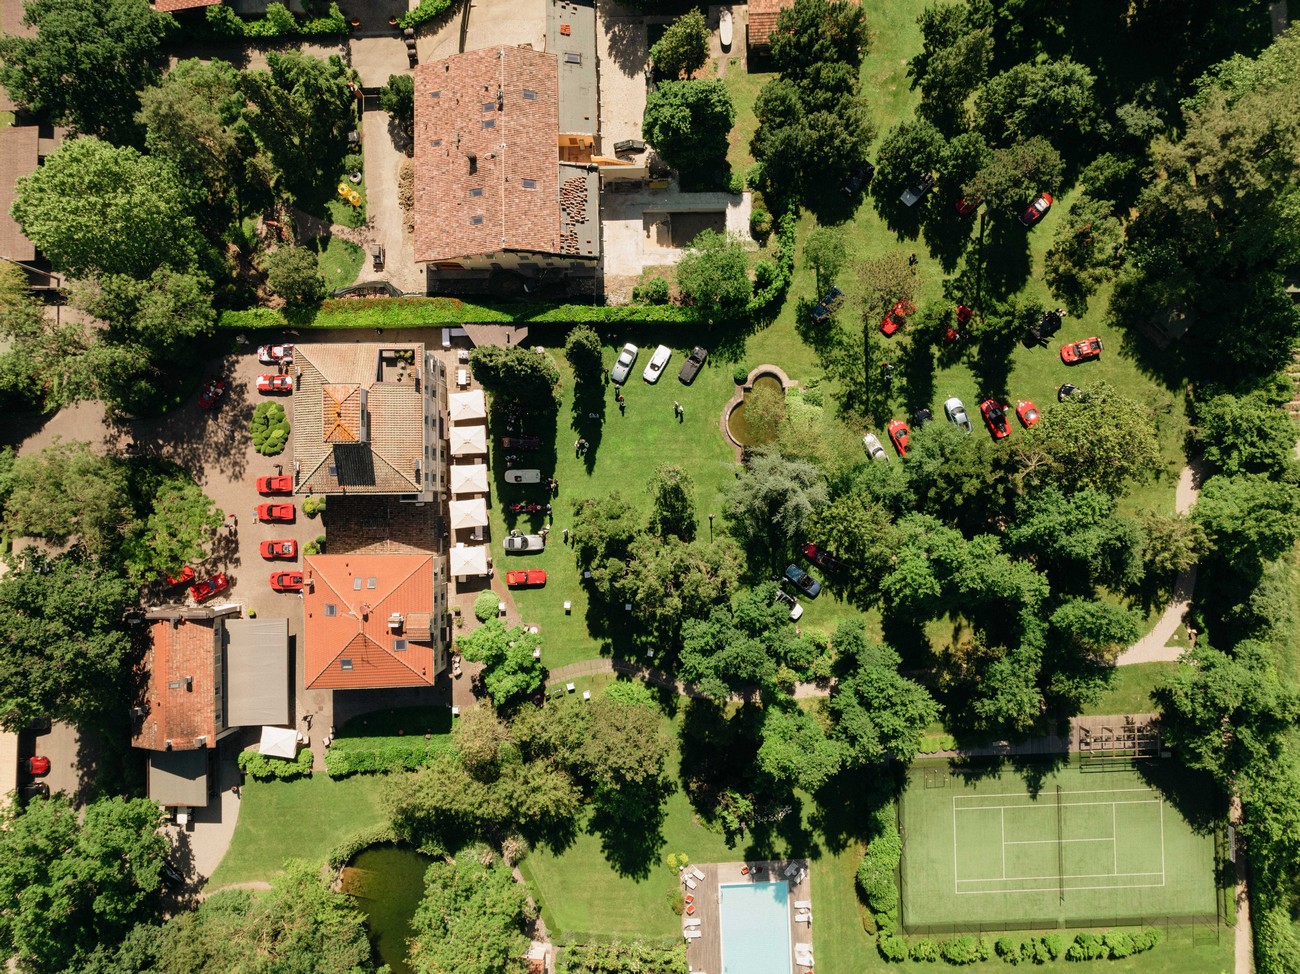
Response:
523,89,537,100
470,215,484,225
431,139,442,147
565,52,582,64
325,604,337,617
429,90,441,98
353,577,362,591
470,187,483,197
482,119,495,129
521,178,538,189
481,102,495,112
393,639,408,652
340,658,353,671
367,577,377,589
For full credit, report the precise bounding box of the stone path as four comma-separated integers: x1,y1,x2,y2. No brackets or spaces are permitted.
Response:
1231,794,1254,974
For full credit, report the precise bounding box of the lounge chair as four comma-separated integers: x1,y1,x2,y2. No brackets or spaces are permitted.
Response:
684,877,697,890
794,900,811,909
784,862,800,878
685,930,703,940
691,867,706,881
795,912,812,924
794,944,814,967
684,918,702,928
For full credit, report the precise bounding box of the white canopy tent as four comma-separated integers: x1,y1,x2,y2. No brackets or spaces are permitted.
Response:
448,497,489,530
448,389,486,422
258,725,299,759
450,463,489,495
450,543,489,577
449,424,487,456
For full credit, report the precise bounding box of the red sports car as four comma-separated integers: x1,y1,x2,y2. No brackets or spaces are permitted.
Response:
1020,192,1053,227
256,475,293,494
27,756,50,777
260,540,298,560
1016,400,1041,427
887,419,910,457
955,196,981,216
190,574,229,602
506,569,547,588
956,304,973,326
880,300,914,337
257,374,294,394
257,503,295,523
198,379,226,410
164,566,196,588
980,399,1011,440
1060,337,1104,364
270,571,305,592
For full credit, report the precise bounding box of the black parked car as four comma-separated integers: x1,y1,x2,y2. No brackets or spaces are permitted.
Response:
678,346,708,385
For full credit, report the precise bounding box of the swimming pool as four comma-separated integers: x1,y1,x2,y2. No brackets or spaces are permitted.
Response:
719,882,792,974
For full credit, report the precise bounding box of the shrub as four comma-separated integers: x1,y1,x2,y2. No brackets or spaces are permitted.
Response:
1025,937,1055,964
751,208,772,236
474,589,500,622
877,933,909,962
939,935,982,965
732,365,750,384
501,834,529,866
728,171,744,195
632,276,671,305
910,938,938,962
303,495,327,517
343,151,364,174
1065,933,1107,961
304,534,327,556
263,245,326,307
995,936,1022,963
1041,934,1063,960
746,161,765,190
667,886,684,915
856,814,902,914
1102,932,1134,958
238,747,313,781
325,825,398,869
250,402,290,456
397,0,454,30
1131,929,1160,953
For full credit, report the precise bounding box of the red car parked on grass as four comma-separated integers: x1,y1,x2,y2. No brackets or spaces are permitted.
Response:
1060,337,1104,364
980,399,1011,440
270,571,305,592
1016,400,1041,427
880,300,914,337
257,503,295,523
260,540,298,560
257,374,294,394
955,196,981,216
256,475,293,494
1020,192,1053,227
164,566,196,588
190,574,229,602
887,419,910,457
506,569,547,588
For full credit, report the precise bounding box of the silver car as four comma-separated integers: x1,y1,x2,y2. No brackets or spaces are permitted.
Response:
863,433,889,462
504,534,545,554
944,397,973,434
611,343,638,384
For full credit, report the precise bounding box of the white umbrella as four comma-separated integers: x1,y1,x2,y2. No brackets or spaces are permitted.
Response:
258,725,298,759
449,424,486,456
450,464,489,495
448,389,486,422
450,544,489,577
448,497,488,530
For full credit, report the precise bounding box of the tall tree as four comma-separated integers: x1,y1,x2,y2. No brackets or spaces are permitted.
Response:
908,2,993,133
73,268,216,351
803,225,847,293
1043,195,1125,316
118,473,223,585
642,79,736,179
378,73,415,138
457,620,544,706
409,851,534,974
1195,393,1298,478
0,795,167,974
769,0,868,82
722,447,828,550
871,119,946,206
649,8,709,79
1193,474,1300,568
976,58,1101,150
674,229,751,317
647,464,697,540
1008,488,1144,591
0,0,173,143
261,246,326,308
4,440,133,553
562,324,603,383
469,345,560,405
569,492,643,590
11,138,206,280
755,702,844,792
616,535,742,640
964,136,1064,220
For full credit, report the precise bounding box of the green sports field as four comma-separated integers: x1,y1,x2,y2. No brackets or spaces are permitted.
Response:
900,760,1219,933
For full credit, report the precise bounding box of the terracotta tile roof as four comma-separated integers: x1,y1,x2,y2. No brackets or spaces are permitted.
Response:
133,618,221,751
0,127,39,264
413,48,566,263
747,0,791,46
0,0,34,39
326,495,438,556
151,0,220,10
304,554,438,689
293,344,428,496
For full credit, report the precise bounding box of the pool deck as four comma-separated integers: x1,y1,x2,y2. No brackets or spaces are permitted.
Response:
683,859,811,974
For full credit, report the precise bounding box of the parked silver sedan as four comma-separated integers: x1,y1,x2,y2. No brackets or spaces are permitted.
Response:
944,397,973,434
611,343,639,384
504,534,546,554
863,433,889,462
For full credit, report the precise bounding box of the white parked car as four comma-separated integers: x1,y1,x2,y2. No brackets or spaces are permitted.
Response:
643,344,672,383
611,343,639,384
258,344,294,365
504,533,545,554
863,433,889,462
943,397,973,434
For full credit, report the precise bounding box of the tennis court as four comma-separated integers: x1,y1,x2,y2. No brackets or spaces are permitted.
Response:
900,761,1218,932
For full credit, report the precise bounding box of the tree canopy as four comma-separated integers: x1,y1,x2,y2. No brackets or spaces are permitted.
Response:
649,8,709,80
674,230,751,317
642,79,736,181
457,620,545,705
409,851,534,974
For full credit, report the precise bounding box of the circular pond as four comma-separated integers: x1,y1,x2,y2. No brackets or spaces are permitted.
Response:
340,845,432,974
726,374,787,447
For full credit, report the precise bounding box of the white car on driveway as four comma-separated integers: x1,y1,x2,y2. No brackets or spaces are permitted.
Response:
943,397,973,434
643,345,672,383
611,343,639,384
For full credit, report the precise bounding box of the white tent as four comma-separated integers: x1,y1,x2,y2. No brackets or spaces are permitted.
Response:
258,725,298,759
448,497,489,530
450,463,489,495
448,389,486,422
450,544,489,577
450,424,487,456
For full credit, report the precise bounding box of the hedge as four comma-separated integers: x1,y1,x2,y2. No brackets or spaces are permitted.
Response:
205,1,348,37
396,0,454,30
218,298,703,331
325,824,399,870
857,804,902,914
237,747,313,781
555,940,687,974
879,930,1159,966
324,735,454,777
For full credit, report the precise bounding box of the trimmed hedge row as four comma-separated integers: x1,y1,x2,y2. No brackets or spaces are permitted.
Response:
324,735,453,777
878,929,1161,965
218,298,703,331
857,804,902,915
396,0,454,29
556,941,688,974
205,2,348,37
237,747,313,781
325,824,399,870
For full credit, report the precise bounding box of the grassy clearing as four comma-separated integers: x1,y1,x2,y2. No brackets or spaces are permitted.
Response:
721,64,772,176
209,774,388,886
315,235,364,290
1080,663,1180,717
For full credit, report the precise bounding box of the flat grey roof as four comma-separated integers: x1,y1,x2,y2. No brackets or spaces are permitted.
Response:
225,618,290,727
147,749,209,808
549,0,597,135
558,163,601,258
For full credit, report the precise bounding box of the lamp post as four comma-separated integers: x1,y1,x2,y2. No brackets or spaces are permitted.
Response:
708,513,714,542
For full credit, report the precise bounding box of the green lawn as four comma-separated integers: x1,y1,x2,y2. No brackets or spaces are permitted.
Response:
1080,663,1180,717
209,774,388,886
315,235,364,291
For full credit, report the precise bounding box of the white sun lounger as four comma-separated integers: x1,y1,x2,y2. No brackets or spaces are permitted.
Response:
795,912,812,924
685,930,703,940
794,899,811,909
684,918,702,928
794,944,814,967
784,862,801,877
684,877,697,890
691,867,706,881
